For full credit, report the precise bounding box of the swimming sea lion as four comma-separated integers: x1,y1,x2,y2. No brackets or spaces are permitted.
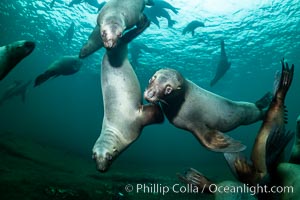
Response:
79,25,103,58
0,40,35,81
34,56,82,87
224,60,294,186
64,22,75,46
210,40,231,87
144,68,273,152
0,80,32,106
182,20,204,36
145,6,177,28
153,0,180,14
92,19,164,172
97,0,153,48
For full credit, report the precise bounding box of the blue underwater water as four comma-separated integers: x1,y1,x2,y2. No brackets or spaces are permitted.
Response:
0,0,299,199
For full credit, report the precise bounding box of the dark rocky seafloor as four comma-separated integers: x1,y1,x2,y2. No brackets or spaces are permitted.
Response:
0,131,214,200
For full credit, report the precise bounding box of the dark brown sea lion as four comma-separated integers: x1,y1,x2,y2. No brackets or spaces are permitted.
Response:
34,56,82,87
224,60,294,185
0,40,35,81
210,40,231,87
144,68,272,152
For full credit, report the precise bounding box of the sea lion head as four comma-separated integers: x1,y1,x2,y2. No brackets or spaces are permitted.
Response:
99,15,125,49
92,145,116,172
144,68,185,104
9,40,35,60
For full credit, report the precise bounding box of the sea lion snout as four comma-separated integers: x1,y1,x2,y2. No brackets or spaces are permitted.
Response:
92,151,113,172
144,88,158,103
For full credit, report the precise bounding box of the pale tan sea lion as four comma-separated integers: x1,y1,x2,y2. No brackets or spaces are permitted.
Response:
144,68,272,152
97,0,153,48
92,18,164,172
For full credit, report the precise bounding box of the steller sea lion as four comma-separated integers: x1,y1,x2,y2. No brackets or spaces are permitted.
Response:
182,20,205,36
34,56,82,87
223,59,294,188
0,80,32,106
97,0,153,48
92,18,164,172
210,40,231,87
0,40,35,81
144,68,273,153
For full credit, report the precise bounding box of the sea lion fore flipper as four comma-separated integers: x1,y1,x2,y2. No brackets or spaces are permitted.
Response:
224,152,256,184
266,127,294,173
255,92,273,110
177,168,213,193
121,15,150,44
195,129,246,152
140,104,164,126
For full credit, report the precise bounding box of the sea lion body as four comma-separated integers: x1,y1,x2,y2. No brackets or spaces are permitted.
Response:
92,22,163,172
210,40,231,87
154,0,179,14
223,60,294,189
34,56,82,87
0,80,32,106
0,40,35,81
182,20,204,36
144,68,271,152
250,61,294,178
97,0,152,48
79,25,103,58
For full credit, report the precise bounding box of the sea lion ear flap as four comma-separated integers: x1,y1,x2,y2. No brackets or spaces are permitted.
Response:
165,86,173,95
140,104,164,126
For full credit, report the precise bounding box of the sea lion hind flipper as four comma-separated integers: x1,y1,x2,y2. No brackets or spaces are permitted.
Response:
140,104,164,126
255,92,273,110
177,168,213,193
266,127,295,173
196,129,246,152
224,152,256,184
121,15,150,44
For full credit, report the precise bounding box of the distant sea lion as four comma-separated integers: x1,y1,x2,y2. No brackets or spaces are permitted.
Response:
182,20,204,36
0,80,32,106
210,40,231,87
92,19,164,172
79,25,103,58
64,22,75,46
144,6,176,28
144,68,273,152
34,56,82,87
154,0,180,14
97,0,153,48
224,60,294,187
0,40,35,81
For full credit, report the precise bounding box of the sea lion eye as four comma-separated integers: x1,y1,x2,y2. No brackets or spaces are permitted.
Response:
165,85,172,95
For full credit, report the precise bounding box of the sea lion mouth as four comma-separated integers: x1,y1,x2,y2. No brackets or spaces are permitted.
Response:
103,40,116,49
92,151,112,172
144,89,159,104
24,41,35,54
